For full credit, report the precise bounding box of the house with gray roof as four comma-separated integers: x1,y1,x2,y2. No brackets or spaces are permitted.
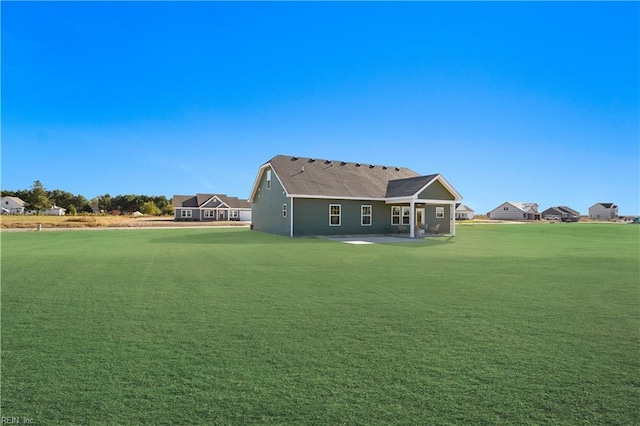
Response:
173,194,251,222
488,202,541,221
541,206,580,222
588,203,618,220
248,155,463,238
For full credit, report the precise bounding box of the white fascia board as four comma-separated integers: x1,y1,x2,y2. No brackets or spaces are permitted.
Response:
411,174,463,202
288,194,387,202
248,162,291,202
386,198,457,205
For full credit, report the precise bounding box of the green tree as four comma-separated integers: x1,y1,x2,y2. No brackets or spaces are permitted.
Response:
140,201,161,216
26,180,51,214
67,205,77,216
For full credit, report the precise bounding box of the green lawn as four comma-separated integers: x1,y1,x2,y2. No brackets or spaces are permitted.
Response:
1,224,638,425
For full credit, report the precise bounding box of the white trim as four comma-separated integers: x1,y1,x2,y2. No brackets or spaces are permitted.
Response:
409,200,415,238
290,197,294,237
289,194,388,202
391,206,401,225
180,210,192,218
329,204,341,226
361,204,372,226
266,170,272,190
436,207,445,218
248,163,291,202
282,203,287,218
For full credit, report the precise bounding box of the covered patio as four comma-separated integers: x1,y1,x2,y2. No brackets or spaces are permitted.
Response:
386,199,458,238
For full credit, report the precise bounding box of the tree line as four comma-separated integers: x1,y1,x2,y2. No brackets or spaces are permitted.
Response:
2,180,173,216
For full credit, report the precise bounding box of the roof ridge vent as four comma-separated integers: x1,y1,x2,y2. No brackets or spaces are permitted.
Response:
382,166,388,170
395,167,400,171
369,165,375,168
291,156,298,160
340,161,346,166
355,163,361,167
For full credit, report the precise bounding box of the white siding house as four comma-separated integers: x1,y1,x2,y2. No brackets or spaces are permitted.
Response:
588,203,618,220
455,203,475,220
488,202,540,221
1,196,26,214
43,205,66,216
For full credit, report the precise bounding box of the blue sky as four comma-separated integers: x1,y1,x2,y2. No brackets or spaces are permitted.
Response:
2,2,638,215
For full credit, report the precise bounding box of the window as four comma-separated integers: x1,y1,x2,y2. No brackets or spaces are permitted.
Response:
391,206,401,225
181,210,192,218
402,206,410,225
283,204,287,218
503,207,508,211
361,205,372,226
203,210,215,218
266,170,272,190
230,210,238,218
436,207,445,218
329,204,341,226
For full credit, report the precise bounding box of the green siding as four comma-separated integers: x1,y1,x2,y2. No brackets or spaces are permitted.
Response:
418,180,455,200
422,204,451,233
251,167,290,236
293,199,393,236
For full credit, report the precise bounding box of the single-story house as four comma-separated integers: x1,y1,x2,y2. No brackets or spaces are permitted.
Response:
588,203,618,220
248,155,463,238
1,196,26,214
488,202,541,221
43,205,66,216
173,194,251,221
541,206,580,222
455,203,475,220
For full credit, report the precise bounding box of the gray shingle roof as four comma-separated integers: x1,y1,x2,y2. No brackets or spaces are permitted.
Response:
385,175,438,198
268,155,425,199
173,194,250,209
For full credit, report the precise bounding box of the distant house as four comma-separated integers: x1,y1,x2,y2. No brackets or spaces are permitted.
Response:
588,203,618,220
173,194,251,222
249,155,463,238
541,206,580,222
455,203,475,220
43,205,66,216
1,196,26,214
488,202,540,221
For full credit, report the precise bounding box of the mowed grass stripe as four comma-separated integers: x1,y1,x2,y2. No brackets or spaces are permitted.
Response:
1,225,638,424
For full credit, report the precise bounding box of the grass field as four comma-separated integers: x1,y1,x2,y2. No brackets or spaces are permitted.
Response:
1,224,638,424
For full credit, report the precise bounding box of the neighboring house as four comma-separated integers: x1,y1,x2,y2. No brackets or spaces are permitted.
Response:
248,155,463,238
43,205,66,216
455,203,475,220
541,206,580,222
588,203,618,220
173,194,251,222
1,196,26,214
488,202,541,221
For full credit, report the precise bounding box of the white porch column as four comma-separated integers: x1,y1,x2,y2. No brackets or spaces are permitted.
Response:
451,202,456,236
409,200,415,238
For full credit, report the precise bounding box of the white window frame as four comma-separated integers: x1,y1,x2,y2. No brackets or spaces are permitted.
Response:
391,206,401,225
203,210,215,218
282,204,287,218
181,210,192,218
266,170,272,190
230,210,238,218
436,207,445,218
402,206,411,225
361,205,372,226
329,204,341,226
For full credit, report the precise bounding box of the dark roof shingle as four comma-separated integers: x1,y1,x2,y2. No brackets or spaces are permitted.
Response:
268,155,422,198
